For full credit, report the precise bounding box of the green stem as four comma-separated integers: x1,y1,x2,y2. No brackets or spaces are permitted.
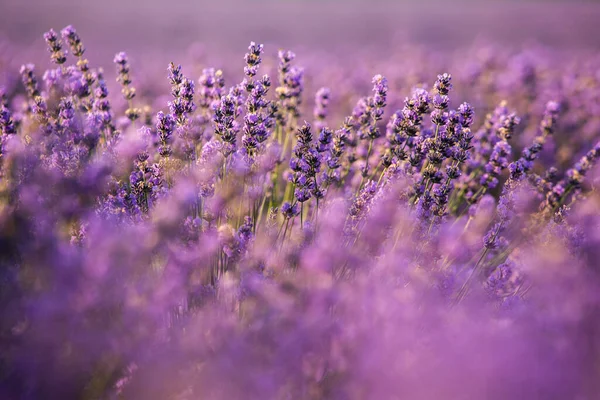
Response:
280,218,291,250
358,139,374,191
376,167,388,187
255,194,268,232
455,247,489,304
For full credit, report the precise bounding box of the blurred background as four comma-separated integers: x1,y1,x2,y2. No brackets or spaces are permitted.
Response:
1,0,600,68
2,0,599,131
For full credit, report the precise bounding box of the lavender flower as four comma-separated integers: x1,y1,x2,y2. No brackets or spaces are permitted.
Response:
213,90,241,157
481,140,512,190
353,74,388,140
114,51,140,121
510,100,560,180
288,122,323,205
61,25,85,57
458,102,474,128
276,50,304,122
322,124,347,186
43,29,67,65
240,50,271,162
281,201,300,218
545,141,600,212
0,101,17,136
20,63,41,99
498,112,520,140
156,111,175,157
434,72,452,95
313,87,331,131
167,63,196,125
243,42,263,79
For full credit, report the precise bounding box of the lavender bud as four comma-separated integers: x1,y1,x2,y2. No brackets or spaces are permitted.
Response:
434,73,452,96
61,25,85,57
458,102,474,128
43,29,67,65
244,42,264,79
281,201,300,218
313,87,331,130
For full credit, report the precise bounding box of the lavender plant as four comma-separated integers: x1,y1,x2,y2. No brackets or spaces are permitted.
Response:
0,26,599,400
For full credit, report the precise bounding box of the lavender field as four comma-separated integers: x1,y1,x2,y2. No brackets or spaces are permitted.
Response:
1,1,600,399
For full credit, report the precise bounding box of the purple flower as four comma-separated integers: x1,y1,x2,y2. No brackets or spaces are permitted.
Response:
156,111,175,157
113,52,140,121
168,62,183,88
274,49,304,125
213,90,242,156
481,141,512,190
434,73,452,95
498,112,520,140
61,25,85,57
540,100,561,135
294,187,311,203
313,87,331,130
458,102,475,128
243,42,263,79
432,94,449,110
0,103,17,136
20,63,40,98
281,201,300,218
431,109,448,126
43,29,67,65
317,127,332,153
198,68,225,112
169,76,196,125
406,87,431,115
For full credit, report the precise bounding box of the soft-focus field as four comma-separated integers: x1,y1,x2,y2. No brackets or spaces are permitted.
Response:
1,1,600,399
